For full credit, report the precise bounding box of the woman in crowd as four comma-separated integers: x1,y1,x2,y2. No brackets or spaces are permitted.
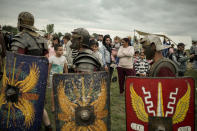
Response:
48,35,60,57
100,35,113,78
117,38,135,95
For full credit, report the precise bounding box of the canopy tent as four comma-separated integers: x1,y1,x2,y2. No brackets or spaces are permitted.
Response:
168,35,192,50
134,30,192,49
134,29,177,45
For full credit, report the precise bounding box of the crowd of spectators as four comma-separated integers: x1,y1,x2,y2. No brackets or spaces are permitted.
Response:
42,32,197,95
1,27,197,96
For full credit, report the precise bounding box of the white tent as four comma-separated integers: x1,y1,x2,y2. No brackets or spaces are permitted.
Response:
168,35,192,50
135,30,192,49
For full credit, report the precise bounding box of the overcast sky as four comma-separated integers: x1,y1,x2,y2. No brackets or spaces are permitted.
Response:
0,0,197,39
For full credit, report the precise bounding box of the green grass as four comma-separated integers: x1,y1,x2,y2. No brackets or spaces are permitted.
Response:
110,74,126,131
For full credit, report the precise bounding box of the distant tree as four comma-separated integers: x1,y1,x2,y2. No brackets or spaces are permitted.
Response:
53,33,59,38
2,25,18,35
92,33,99,40
46,24,54,34
64,32,71,37
57,32,63,38
40,29,46,33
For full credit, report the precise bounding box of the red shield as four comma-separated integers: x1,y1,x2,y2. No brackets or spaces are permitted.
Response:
125,77,195,131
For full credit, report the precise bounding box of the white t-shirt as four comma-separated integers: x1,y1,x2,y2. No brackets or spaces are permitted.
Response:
98,41,103,48
49,55,67,74
62,41,73,67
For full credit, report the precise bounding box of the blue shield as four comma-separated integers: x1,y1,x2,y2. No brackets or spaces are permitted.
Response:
53,71,111,131
0,52,48,131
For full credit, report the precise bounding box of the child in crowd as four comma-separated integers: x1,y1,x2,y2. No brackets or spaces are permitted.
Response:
134,52,150,76
112,36,121,49
48,44,68,111
111,48,119,68
90,39,103,67
133,51,140,64
48,36,60,57
111,36,121,67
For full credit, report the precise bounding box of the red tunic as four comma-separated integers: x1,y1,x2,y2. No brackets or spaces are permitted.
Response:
156,67,176,77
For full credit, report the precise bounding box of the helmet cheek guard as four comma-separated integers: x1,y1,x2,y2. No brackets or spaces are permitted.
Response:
71,28,90,50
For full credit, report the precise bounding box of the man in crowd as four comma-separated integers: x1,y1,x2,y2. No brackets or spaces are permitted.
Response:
172,43,194,76
11,11,51,131
11,12,48,55
0,25,6,80
70,28,101,72
62,33,73,72
97,34,103,48
190,41,197,70
140,35,178,77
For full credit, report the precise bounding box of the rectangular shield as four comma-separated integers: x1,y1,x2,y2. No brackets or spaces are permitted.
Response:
0,52,49,131
53,71,110,131
125,77,195,131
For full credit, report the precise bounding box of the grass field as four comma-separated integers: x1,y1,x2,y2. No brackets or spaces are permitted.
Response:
43,68,197,131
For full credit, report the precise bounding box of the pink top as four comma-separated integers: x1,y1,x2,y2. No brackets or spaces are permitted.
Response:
111,48,118,62
169,47,174,54
48,45,56,58
117,46,134,69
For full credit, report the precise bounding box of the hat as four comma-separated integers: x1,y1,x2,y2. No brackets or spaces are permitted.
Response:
64,32,71,37
177,43,185,47
140,35,171,51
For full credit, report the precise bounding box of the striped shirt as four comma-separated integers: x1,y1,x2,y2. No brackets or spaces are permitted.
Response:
72,49,79,60
134,58,150,76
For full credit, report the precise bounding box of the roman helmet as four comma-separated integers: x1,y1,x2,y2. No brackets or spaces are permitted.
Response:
70,28,90,50
17,11,37,31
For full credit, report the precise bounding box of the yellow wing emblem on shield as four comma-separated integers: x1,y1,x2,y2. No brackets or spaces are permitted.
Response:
0,61,40,128
57,78,108,131
57,81,77,122
172,82,191,124
130,84,148,122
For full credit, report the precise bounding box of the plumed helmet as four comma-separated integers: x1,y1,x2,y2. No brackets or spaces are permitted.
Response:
140,35,170,51
72,28,90,48
17,11,37,31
